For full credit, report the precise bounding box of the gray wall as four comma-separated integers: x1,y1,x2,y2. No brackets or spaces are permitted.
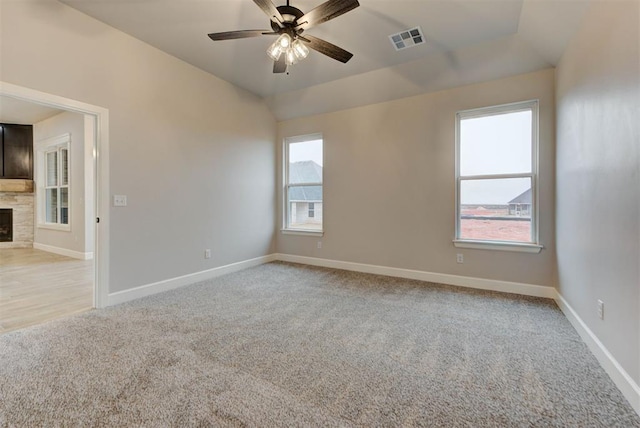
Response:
1,0,276,293
277,69,556,287
33,111,88,255
556,1,640,383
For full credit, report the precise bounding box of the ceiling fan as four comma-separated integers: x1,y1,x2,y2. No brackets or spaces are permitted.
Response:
207,0,360,74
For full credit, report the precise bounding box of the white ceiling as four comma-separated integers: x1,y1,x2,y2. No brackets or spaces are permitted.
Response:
0,96,64,125
60,0,590,120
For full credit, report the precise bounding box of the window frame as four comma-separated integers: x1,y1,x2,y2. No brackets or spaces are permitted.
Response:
282,133,323,236
454,100,542,253
37,134,71,231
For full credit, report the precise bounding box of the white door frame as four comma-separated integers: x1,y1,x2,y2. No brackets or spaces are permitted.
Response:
1,81,110,308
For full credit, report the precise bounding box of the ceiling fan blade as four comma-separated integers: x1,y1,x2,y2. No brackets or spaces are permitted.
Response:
295,0,360,31
302,35,353,63
273,57,287,74
208,30,277,41
253,0,285,26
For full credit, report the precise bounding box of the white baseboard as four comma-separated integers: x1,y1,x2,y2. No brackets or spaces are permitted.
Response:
102,250,639,417
107,254,278,306
275,253,556,299
555,293,640,416
277,254,638,416
101,251,640,414
107,252,553,307
33,242,94,260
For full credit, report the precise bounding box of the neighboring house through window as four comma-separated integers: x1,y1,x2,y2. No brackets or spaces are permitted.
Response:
37,134,71,230
454,100,541,251
508,188,532,216
284,134,323,233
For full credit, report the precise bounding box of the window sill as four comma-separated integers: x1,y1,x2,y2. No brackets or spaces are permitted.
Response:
37,223,71,232
453,239,543,253
281,229,324,237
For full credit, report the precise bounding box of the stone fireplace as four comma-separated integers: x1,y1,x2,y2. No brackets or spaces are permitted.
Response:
0,180,35,249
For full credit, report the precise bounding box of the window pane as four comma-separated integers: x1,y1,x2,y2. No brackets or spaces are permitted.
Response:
460,110,532,176
46,151,58,186
288,186,322,230
460,178,532,242
46,188,58,223
60,187,69,224
60,148,69,186
288,139,323,184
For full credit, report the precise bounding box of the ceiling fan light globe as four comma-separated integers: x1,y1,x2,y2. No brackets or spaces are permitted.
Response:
277,33,291,48
266,41,283,61
285,48,298,66
292,40,309,60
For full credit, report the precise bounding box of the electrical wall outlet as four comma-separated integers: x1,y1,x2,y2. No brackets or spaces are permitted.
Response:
597,300,604,320
317,241,322,249
204,249,211,259
456,253,464,264
113,195,127,207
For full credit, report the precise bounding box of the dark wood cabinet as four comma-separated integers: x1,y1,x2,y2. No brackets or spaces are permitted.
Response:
1,124,33,179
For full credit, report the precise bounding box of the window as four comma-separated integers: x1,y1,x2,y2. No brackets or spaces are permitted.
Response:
37,134,71,230
284,135,323,233
455,101,541,252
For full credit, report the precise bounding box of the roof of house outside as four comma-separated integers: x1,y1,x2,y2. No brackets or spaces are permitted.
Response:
289,161,322,202
290,161,322,184
509,188,532,204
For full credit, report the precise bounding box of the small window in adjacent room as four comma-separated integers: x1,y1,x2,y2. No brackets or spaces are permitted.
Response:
454,100,541,252
284,135,323,233
37,134,71,230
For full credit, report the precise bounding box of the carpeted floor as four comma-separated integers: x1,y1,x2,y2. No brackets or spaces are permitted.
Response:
1,261,638,426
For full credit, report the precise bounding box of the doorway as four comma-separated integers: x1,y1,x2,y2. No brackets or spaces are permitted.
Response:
0,81,109,332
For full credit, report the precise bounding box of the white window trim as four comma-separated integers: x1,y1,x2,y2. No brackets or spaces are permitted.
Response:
36,133,71,231
453,240,543,253
283,133,324,235
454,100,541,253
281,229,324,237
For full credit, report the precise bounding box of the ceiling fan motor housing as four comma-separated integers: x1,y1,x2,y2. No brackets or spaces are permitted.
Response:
271,5,305,34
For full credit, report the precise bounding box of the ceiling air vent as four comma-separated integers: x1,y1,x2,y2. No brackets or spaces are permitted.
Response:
389,27,425,51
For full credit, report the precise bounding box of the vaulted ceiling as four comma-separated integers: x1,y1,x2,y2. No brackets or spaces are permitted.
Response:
60,0,591,120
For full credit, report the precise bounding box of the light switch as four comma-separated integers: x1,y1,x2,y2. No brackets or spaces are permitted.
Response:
113,195,127,207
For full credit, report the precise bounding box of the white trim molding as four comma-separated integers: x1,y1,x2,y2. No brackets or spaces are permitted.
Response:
453,239,543,253
283,134,324,234
455,99,541,249
281,229,324,237
108,252,555,306
100,249,640,417
275,253,556,298
107,252,554,307
33,242,93,260
555,293,640,416
35,133,72,231
0,81,110,309
107,254,278,306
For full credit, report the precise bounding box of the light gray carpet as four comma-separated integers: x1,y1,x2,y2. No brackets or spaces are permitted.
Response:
1,261,638,426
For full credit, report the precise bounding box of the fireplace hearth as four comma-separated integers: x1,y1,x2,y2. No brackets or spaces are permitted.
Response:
0,209,12,242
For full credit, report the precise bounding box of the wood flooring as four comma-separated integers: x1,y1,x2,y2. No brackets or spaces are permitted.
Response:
0,248,93,333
